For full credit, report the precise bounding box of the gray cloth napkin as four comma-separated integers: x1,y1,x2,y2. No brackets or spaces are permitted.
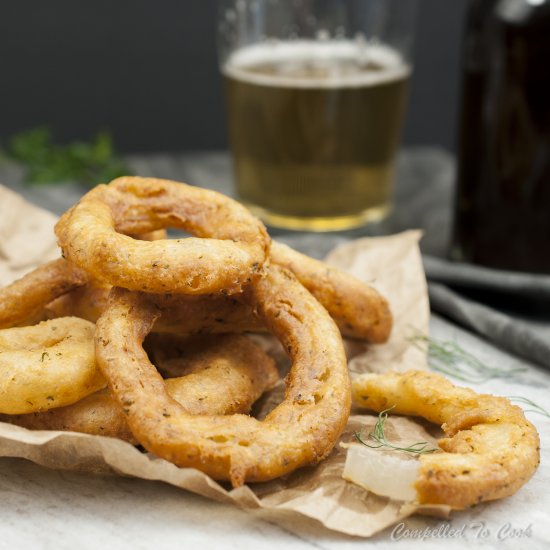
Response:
424,255,550,369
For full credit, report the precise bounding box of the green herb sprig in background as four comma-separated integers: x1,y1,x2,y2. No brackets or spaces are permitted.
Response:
408,332,526,384
507,396,550,418
408,331,549,418
1,127,131,187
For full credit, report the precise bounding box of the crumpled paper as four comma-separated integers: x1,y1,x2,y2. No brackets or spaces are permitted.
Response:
0,184,440,537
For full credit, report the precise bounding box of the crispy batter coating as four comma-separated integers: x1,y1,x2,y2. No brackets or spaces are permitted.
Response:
2,334,278,442
0,259,87,329
55,177,270,295
47,246,393,343
46,280,259,335
352,370,540,508
0,229,166,330
271,242,392,343
0,317,105,414
46,280,111,325
95,266,351,487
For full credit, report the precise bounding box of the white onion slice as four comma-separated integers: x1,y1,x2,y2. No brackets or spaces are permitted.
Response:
342,443,419,501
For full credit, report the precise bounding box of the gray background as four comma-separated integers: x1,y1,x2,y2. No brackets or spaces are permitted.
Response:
0,0,467,153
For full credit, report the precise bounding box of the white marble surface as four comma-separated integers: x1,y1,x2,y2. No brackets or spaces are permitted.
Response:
0,151,549,548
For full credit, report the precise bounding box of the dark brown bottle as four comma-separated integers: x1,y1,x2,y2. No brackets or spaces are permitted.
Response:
452,0,550,273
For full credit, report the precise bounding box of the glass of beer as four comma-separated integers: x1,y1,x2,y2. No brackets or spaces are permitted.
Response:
218,0,416,231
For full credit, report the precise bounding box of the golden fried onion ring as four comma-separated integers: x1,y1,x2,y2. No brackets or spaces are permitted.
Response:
47,243,392,343
46,280,259,335
55,177,270,295
0,229,168,330
0,317,105,414
0,259,87,329
2,334,278,442
95,266,351,487
351,370,540,508
271,242,392,342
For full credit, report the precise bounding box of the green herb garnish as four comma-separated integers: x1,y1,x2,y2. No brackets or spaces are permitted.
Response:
408,332,526,383
1,127,131,187
354,406,438,456
507,396,550,418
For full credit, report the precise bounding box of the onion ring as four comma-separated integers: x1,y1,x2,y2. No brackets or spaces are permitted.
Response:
46,280,259,335
48,244,393,343
95,266,351,487
271,241,392,342
0,229,167,330
0,317,105,414
55,176,270,295
0,259,87,329
2,334,278,442
350,370,540,508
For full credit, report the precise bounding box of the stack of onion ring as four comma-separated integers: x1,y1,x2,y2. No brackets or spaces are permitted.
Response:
0,177,368,486
1,333,278,443
0,175,537,507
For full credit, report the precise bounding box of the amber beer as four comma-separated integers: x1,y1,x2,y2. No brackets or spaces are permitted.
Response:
223,41,410,230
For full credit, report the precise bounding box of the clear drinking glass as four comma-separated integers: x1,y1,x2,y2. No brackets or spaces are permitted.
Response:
218,0,417,231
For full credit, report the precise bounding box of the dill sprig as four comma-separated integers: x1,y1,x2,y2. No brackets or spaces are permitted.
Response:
1,127,131,187
507,396,550,418
354,406,438,456
408,332,526,383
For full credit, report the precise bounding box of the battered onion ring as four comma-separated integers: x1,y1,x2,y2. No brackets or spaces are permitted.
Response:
0,317,105,414
0,259,87,329
352,370,540,508
46,280,259,335
2,334,278,442
55,176,270,295
95,266,351,487
0,229,167,330
47,247,392,343
271,242,392,343
144,333,272,381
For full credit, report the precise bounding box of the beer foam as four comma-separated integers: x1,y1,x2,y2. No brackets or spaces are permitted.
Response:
223,40,410,88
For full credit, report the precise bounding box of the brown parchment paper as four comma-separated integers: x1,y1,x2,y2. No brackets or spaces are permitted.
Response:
0,184,442,538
